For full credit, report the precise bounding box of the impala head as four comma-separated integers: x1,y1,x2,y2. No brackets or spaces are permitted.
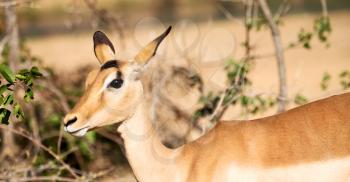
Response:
63,26,171,136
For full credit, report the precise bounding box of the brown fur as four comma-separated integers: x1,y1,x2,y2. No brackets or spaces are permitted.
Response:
181,93,350,181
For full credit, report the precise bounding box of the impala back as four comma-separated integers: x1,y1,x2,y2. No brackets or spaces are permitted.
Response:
180,92,350,181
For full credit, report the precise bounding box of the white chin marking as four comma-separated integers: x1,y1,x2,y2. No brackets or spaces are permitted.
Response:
73,127,88,137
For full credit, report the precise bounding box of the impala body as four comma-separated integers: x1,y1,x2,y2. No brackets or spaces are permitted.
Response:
63,27,350,182
181,94,350,181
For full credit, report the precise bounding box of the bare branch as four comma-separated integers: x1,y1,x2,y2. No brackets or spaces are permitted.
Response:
320,0,328,17
9,176,76,182
217,5,240,23
0,125,79,178
274,0,290,21
256,0,288,112
0,35,9,54
209,93,225,121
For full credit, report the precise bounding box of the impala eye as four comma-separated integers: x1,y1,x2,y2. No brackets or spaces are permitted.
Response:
108,79,123,89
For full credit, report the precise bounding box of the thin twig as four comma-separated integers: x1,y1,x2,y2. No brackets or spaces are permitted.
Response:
217,5,239,23
0,125,79,178
244,0,253,58
274,0,290,21
11,176,76,182
216,93,242,120
57,123,64,155
209,93,225,121
252,42,303,60
209,61,248,122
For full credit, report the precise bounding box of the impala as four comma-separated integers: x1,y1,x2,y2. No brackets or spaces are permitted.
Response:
63,26,350,182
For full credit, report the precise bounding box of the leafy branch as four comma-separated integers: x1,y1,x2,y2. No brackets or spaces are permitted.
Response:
0,64,42,124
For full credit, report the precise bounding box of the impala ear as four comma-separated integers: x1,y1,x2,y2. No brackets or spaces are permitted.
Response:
133,26,171,66
93,31,116,64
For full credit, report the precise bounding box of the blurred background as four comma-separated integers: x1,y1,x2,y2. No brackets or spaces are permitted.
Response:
0,0,349,181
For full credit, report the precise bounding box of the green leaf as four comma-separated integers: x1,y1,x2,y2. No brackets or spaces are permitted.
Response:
0,64,15,84
298,29,313,49
24,88,34,102
288,42,296,48
33,155,47,166
314,17,331,43
0,108,11,125
78,141,92,160
18,69,30,74
294,94,308,105
339,70,350,90
3,94,14,106
15,74,27,80
26,77,34,87
241,95,249,106
48,113,61,126
340,80,348,89
339,71,348,78
0,95,4,105
0,85,8,95
86,131,96,144
320,72,331,90
30,66,43,77
14,103,24,119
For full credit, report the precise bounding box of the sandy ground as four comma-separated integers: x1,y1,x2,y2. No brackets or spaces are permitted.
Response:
26,11,350,181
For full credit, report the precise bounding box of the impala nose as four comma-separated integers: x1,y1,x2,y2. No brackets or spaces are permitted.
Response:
64,116,77,127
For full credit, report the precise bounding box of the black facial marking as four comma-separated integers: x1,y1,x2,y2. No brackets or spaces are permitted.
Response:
65,116,77,127
117,71,122,79
101,60,119,70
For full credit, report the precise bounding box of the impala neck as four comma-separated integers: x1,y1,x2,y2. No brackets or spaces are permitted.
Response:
118,99,185,182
